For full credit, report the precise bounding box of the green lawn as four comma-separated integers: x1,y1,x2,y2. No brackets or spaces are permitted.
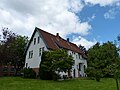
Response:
0,77,119,90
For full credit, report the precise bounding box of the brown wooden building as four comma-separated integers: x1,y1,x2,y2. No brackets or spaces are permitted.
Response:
0,65,15,76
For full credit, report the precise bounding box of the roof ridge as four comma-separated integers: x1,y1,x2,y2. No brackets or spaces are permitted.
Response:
36,27,58,38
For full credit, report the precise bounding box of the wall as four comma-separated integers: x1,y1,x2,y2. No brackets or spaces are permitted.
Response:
25,31,48,69
67,50,87,78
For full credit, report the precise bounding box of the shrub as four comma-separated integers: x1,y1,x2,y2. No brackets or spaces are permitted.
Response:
23,68,36,79
52,73,60,81
63,75,68,80
39,69,53,80
85,67,102,82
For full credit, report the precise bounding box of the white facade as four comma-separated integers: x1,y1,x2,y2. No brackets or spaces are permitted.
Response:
67,50,87,77
25,31,48,69
25,30,87,78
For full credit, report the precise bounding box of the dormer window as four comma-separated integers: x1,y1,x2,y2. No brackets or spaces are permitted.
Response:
34,38,36,45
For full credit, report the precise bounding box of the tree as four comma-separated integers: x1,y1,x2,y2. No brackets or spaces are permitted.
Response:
86,42,120,82
114,34,120,90
0,28,28,75
79,44,87,54
39,49,74,80
9,35,28,75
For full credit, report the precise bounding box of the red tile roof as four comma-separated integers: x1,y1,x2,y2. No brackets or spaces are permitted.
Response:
37,28,83,54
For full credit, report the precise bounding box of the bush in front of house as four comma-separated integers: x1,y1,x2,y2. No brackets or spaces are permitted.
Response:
39,50,73,80
52,73,61,81
23,68,36,79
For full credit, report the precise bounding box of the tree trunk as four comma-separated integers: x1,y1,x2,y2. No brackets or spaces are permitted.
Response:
116,78,119,90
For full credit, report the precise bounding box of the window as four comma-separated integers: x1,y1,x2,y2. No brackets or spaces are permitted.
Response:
38,36,40,44
72,52,73,54
79,55,81,59
84,65,86,70
76,55,77,59
73,60,75,64
39,48,41,56
34,38,36,45
42,47,44,52
79,63,82,71
29,50,33,58
26,63,28,68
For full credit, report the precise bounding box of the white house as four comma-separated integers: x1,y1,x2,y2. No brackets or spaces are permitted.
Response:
25,27,87,78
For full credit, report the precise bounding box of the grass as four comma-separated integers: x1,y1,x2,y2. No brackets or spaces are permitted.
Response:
0,77,119,90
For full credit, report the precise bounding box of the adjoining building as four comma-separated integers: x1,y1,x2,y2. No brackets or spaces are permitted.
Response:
25,27,87,78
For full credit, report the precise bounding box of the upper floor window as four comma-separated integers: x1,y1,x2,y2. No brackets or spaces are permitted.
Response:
79,55,81,59
38,36,40,44
34,38,36,45
29,50,33,58
39,48,42,56
42,47,44,52
72,52,73,54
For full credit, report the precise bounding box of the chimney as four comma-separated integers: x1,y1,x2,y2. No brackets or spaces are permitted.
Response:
56,33,59,37
67,38,69,42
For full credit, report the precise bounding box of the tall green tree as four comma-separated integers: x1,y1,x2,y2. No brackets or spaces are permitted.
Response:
86,42,120,81
39,49,74,80
0,28,28,75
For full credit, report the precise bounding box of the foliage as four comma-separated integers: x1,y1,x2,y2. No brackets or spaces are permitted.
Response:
79,45,87,54
39,51,53,80
86,42,120,81
0,27,28,75
22,68,36,79
39,49,74,80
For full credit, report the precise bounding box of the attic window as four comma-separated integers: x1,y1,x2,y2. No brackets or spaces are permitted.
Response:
42,47,45,52
34,38,36,45
38,36,40,44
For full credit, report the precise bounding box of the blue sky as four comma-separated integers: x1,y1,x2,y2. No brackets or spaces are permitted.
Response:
0,0,120,49
79,4,120,43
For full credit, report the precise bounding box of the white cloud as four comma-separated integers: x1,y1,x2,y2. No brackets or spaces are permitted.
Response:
104,2,120,19
0,0,95,48
87,14,96,22
84,0,120,20
85,0,120,6
0,0,92,37
104,8,118,19
69,0,84,12
72,36,97,50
